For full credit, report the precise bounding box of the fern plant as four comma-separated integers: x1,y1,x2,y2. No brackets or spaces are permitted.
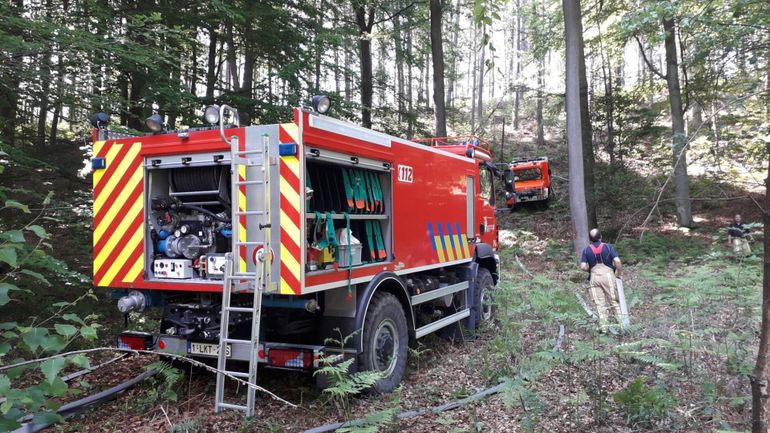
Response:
313,328,385,420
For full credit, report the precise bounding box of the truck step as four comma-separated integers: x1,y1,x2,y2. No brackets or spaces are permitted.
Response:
223,338,255,345
224,306,254,313
234,180,263,186
217,402,249,411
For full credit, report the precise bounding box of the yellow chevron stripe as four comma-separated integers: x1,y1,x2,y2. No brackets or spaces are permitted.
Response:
279,208,300,241
279,176,300,214
461,234,471,258
281,123,300,143
283,155,300,175
92,140,107,184
92,143,125,215
93,144,141,214
455,231,467,259
98,227,143,286
280,244,301,280
94,199,143,271
443,235,457,261
122,254,144,283
280,276,295,295
94,168,142,242
433,236,446,262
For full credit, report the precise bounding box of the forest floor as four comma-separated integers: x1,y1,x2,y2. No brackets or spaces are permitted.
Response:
4,141,766,433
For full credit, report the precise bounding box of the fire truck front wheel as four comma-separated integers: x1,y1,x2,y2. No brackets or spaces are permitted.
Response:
474,268,495,326
360,292,409,393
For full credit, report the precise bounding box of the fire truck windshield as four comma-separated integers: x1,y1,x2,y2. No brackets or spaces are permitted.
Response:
514,168,542,181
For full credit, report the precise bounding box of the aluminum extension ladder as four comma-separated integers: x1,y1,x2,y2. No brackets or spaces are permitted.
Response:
214,132,272,416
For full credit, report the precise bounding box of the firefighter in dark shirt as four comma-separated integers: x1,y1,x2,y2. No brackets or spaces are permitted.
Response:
579,229,623,330
727,214,752,255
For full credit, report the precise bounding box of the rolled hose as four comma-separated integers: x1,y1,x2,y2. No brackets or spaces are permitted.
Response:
177,204,230,223
11,369,158,433
302,324,566,433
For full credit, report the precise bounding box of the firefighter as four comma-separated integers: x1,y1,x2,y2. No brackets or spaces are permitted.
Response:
579,228,623,331
727,214,753,255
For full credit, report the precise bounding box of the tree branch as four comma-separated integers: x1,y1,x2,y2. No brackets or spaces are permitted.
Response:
635,35,667,80
372,1,420,27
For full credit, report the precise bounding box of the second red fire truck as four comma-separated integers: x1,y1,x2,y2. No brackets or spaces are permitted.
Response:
91,96,501,414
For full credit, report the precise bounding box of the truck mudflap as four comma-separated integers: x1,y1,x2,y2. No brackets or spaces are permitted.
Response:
154,335,327,370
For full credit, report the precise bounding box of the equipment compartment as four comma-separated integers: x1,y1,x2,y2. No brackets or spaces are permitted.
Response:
145,162,233,282
305,160,391,273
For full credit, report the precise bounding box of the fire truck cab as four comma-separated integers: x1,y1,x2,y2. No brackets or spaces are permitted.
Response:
91,99,500,412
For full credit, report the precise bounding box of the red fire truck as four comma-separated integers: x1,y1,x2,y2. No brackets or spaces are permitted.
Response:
505,157,552,209
90,97,500,414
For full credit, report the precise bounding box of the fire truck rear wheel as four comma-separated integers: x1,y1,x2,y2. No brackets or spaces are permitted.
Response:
361,292,408,393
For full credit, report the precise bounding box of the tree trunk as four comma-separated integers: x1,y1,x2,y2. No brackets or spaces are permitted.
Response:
226,20,240,93
36,53,52,146
663,18,693,227
430,0,447,137
49,53,65,146
394,13,405,124
0,0,23,143
355,6,375,128
536,59,545,146
406,16,414,136
750,33,770,433
563,0,589,256
476,24,486,129
205,25,218,100
447,0,461,110
513,0,524,130
579,11,597,228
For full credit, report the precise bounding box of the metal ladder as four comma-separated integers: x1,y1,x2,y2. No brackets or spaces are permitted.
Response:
214,130,272,416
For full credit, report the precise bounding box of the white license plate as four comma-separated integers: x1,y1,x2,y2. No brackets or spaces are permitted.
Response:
189,342,231,358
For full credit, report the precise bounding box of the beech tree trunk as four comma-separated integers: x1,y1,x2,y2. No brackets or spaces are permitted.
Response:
430,0,447,137
563,0,589,256
663,18,693,227
578,10,597,228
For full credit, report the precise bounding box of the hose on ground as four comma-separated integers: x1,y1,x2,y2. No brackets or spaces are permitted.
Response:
11,369,158,433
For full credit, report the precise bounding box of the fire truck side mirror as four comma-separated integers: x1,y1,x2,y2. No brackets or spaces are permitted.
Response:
502,169,514,192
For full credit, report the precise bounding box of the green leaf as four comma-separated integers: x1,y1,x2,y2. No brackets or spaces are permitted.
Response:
51,302,69,308
40,357,66,385
0,375,9,393
79,326,97,340
0,284,10,306
69,354,90,369
25,225,47,239
61,314,85,325
54,324,77,337
19,269,50,285
0,230,25,243
0,400,12,415
0,322,16,330
0,247,17,267
31,411,63,426
39,377,68,397
40,335,67,353
0,343,11,357
22,328,49,352
4,200,30,213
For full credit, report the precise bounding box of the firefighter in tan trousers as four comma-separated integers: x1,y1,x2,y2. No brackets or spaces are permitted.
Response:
579,229,623,331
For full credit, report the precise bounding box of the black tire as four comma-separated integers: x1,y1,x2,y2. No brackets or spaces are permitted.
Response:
471,268,495,328
360,292,409,393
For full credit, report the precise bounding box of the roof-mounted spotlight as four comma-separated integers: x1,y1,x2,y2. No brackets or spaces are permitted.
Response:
204,104,220,124
145,114,164,133
311,95,331,114
90,112,110,129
